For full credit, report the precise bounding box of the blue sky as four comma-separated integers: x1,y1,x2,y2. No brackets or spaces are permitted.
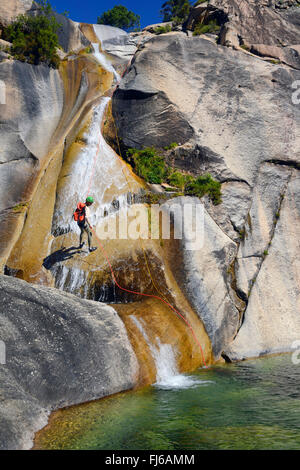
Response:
52,1,164,28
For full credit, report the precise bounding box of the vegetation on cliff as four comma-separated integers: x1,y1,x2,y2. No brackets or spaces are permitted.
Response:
3,0,61,68
126,147,222,205
127,148,167,184
193,18,220,36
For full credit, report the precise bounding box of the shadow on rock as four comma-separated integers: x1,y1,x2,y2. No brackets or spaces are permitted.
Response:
43,246,81,270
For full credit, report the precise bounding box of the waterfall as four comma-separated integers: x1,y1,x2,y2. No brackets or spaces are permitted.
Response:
92,43,121,82
131,316,210,390
52,97,137,237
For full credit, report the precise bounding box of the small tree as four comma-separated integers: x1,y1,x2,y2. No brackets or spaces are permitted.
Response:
160,0,192,23
3,0,61,68
97,5,141,32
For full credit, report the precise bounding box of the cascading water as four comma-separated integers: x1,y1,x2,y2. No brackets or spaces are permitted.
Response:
52,265,89,297
48,39,143,299
52,97,136,237
92,43,121,82
131,316,211,390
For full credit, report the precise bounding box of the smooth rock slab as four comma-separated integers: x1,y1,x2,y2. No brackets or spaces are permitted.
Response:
162,197,239,359
224,170,300,361
0,275,138,449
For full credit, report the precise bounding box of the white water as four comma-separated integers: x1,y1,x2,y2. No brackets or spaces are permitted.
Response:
92,43,121,82
131,316,211,390
53,265,89,298
52,98,134,236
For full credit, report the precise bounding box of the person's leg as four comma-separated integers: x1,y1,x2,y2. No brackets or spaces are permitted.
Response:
79,223,85,247
84,224,92,250
85,224,97,252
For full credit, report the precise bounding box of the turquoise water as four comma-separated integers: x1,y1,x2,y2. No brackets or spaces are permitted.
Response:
36,354,300,450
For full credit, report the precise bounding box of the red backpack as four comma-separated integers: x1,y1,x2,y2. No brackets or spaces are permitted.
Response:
73,203,86,223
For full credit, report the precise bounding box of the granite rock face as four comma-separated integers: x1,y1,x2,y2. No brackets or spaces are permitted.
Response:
113,31,300,360
224,170,300,361
0,0,33,26
195,0,300,46
51,14,90,53
0,60,64,268
113,34,300,185
0,274,138,450
162,197,240,358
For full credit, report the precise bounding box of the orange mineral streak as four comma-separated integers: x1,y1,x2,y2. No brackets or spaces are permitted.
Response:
5,54,114,281
79,23,100,44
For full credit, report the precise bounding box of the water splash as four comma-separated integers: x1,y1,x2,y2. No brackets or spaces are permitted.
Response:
131,316,211,390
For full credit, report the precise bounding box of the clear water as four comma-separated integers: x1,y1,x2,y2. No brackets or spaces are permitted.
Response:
36,354,300,450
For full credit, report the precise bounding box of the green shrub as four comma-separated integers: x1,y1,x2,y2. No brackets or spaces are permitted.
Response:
185,173,222,205
127,147,222,205
167,171,186,191
167,171,193,191
193,19,220,36
238,228,247,241
164,142,178,150
154,24,172,34
3,3,61,68
12,202,29,213
127,148,167,184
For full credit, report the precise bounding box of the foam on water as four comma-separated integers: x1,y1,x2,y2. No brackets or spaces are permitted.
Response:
131,316,212,390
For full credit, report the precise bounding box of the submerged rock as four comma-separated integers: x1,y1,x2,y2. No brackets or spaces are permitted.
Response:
0,274,138,450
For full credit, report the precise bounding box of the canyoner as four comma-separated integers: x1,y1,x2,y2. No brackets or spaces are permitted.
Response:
73,197,98,253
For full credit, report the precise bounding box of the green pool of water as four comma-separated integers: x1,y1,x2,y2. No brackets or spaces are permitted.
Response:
36,354,300,450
